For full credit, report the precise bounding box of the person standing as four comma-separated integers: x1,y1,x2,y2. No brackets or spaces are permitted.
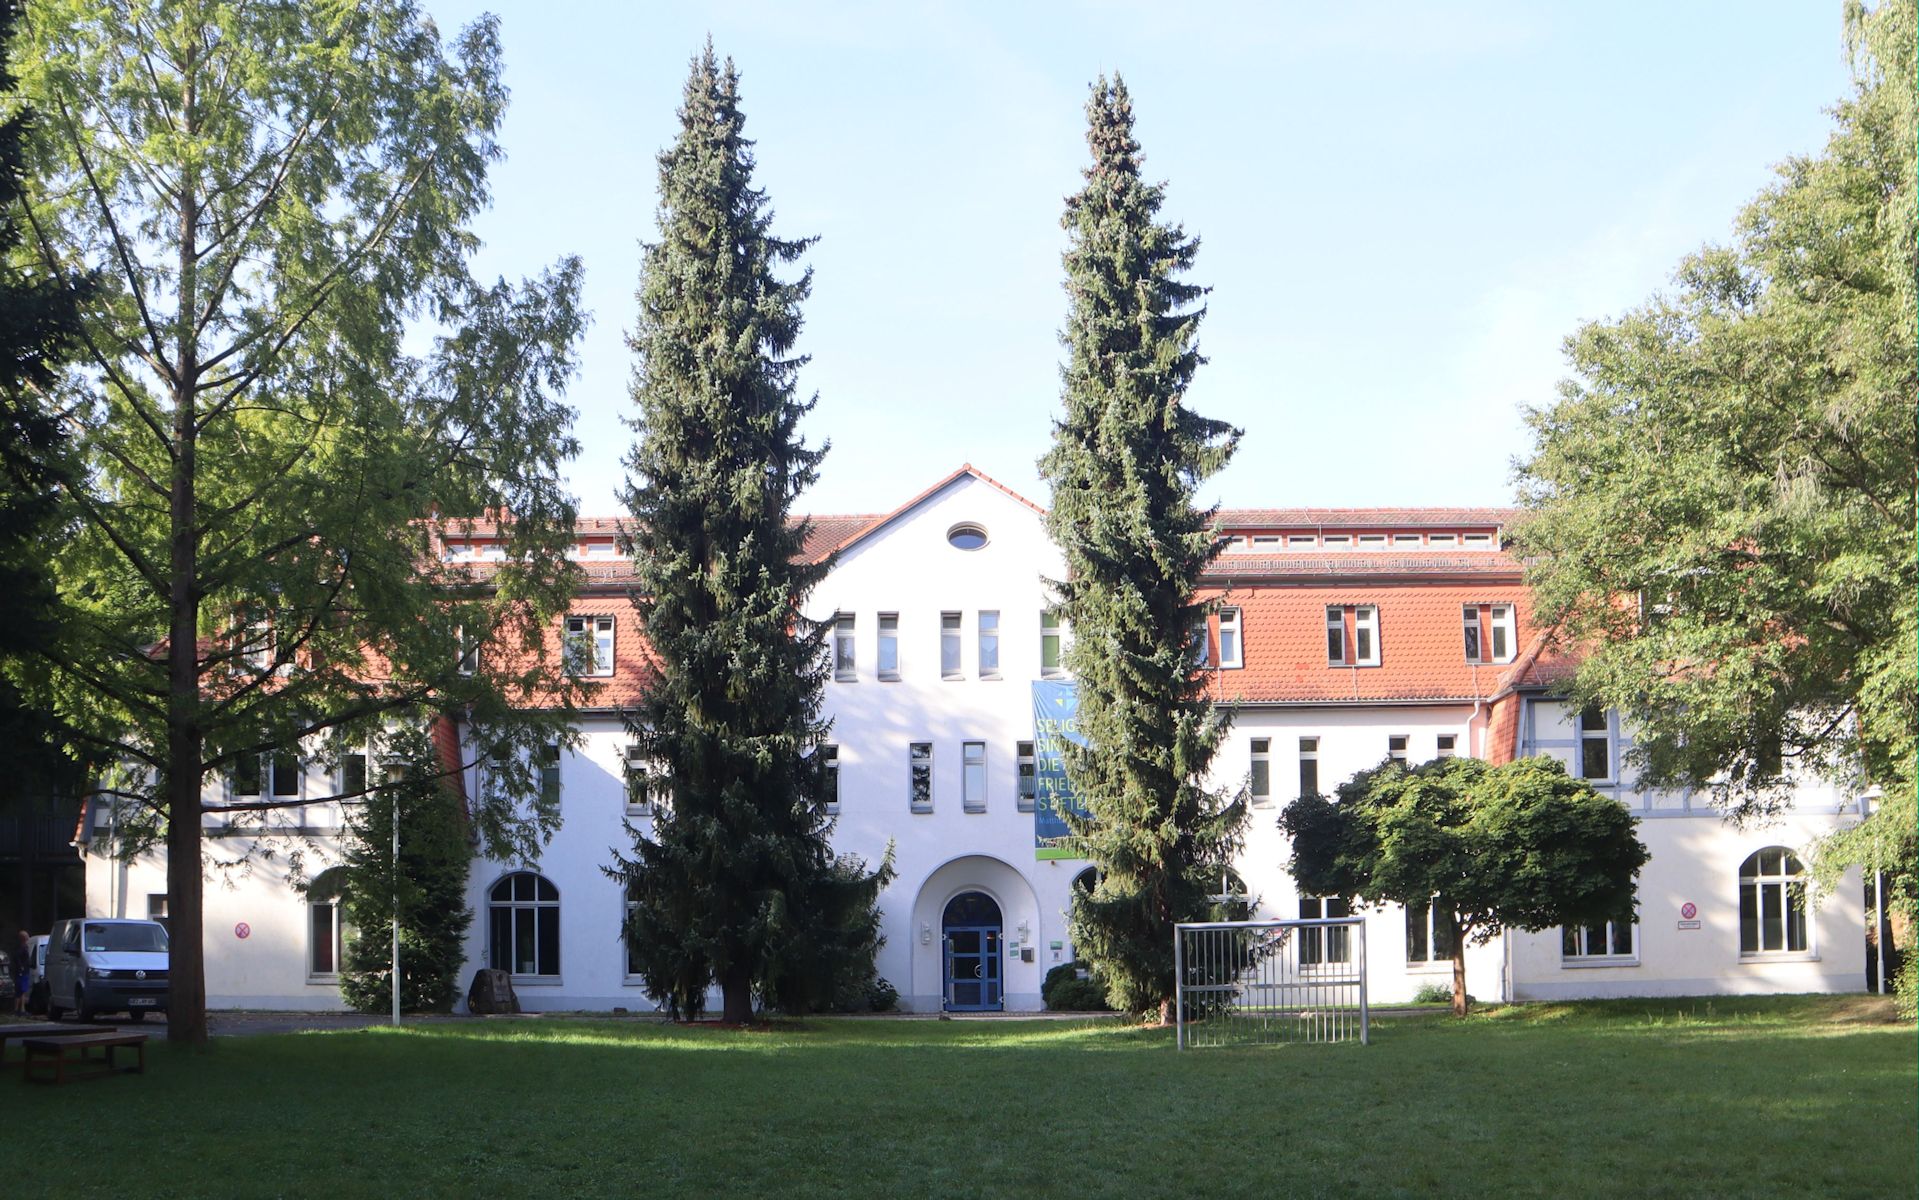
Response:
12,929,28,1015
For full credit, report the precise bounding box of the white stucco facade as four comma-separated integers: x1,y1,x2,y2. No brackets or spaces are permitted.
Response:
81,470,1871,1013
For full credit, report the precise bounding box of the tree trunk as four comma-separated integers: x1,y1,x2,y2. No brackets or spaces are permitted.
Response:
1449,915,1470,1017
720,963,753,1024
165,57,206,1047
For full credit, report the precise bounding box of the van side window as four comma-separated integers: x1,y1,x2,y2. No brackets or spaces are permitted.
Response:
63,924,79,954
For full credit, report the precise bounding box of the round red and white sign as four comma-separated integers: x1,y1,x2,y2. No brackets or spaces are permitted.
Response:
234,921,251,940
1679,902,1697,920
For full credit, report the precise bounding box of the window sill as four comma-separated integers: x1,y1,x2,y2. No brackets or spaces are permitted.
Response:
941,674,963,682
979,674,1002,682
510,975,564,986
962,806,987,815
1738,952,1820,964
624,807,652,819
878,674,901,683
833,674,856,683
909,806,933,816
306,974,340,986
621,975,650,988
1404,962,1452,974
1560,957,1639,969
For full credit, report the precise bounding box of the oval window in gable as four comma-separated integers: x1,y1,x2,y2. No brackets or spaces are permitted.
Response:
947,523,988,551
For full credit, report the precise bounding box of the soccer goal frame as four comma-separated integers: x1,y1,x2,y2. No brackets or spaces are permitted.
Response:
1174,918,1370,1049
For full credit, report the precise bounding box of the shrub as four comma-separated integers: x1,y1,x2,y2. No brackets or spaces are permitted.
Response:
1043,961,1114,1012
1411,982,1476,1007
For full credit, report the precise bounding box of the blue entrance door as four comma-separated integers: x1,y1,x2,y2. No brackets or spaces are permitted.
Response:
943,892,1003,1011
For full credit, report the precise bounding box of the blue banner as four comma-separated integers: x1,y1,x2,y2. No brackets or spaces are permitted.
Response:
1032,680,1089,860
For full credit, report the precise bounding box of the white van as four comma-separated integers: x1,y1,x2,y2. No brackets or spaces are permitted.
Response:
45,918,170,1023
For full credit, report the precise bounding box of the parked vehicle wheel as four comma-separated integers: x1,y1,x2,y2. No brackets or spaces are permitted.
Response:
74,984,93,1023
127,1009,146,1023
26,980,47,1015
47,996,66,1021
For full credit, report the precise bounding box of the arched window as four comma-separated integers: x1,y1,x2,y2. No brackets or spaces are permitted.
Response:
489,872,560,977
1739,848,1808,955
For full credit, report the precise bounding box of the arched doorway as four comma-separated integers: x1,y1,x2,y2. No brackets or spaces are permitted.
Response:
943,891,1003,1012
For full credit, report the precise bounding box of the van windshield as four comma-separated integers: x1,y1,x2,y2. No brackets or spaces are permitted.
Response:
83,923,169,953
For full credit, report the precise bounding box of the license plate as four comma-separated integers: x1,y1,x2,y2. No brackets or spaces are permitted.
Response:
129,997,157,1006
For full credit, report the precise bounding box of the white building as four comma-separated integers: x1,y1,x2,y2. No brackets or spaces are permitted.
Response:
82,465,1869,1011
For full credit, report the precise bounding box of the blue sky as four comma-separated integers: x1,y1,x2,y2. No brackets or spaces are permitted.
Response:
423,1,1853,517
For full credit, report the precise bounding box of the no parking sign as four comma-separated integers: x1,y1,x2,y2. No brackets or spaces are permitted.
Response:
234,921,251,940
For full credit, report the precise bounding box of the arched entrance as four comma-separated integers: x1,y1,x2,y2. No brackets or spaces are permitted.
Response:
943,891,1003,1012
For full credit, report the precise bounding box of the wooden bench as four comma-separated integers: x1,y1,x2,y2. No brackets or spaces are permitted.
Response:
0,1023,93,1069
21,1031,147,1084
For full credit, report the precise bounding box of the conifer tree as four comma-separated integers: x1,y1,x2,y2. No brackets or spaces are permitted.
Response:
612,45,888,1023
1039,76,1247,1022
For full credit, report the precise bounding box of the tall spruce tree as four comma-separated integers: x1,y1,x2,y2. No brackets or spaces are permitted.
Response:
0,0,88,816
1039,76,1247,1022
612,45,888,1023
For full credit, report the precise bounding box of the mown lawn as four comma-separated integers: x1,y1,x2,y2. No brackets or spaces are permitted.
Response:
6,995,1912,1199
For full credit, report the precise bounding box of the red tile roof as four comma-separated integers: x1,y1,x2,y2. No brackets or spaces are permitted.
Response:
1203,581,1537,704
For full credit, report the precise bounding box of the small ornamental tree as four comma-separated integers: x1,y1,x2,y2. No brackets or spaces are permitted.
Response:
1039,75,1247,1023
610,44,889,1022
1283,755,1649,1015
332,728,473,1015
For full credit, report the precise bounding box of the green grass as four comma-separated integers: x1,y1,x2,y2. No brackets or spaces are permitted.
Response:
6,995,1912,1199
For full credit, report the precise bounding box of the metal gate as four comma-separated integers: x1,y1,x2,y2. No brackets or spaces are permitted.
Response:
1174,918,1369,1049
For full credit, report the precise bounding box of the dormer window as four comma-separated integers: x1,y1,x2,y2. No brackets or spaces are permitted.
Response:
947,523,988,550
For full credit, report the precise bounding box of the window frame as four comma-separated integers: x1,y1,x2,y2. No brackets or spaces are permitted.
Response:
1405,897,1458,968
1387,734,1408,764
1299,895,1352,967
877,612,901,681
1040,610,1065,679
1249,737,1271,807
1579,708,1612,782
977,611,1000,680
563,614,615,678
962,741,987,813
940,611,962,680
908,742,933,814
623,744,660,816
1218,607,1243,669
833,613,856,681
1739,847,1813,958
1015,740,1037,813
821,744,840,814
1327,605,1381,667
1435,734,1457,759
1298,737,1319,797
1561,916,1638,966
487,872,561,980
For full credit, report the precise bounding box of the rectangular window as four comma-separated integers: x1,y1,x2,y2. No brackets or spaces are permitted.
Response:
624,745,658,815
1388,735,1408,763
1407,898,1457,964
1016,741,1037,813
1298,737,1319,796
564,615,615,677
1251,535,1282,549
834,614,855,680
1462,605,1483,662
340,751,368,797
624,890,643,977
878,613,900,680
1435,734,1457,759
1287,534,1316,547
1327,605,1380,667
1562,917,1635,960
1299,895,1351,966
456,625,479,676
1463,533,1493,547
309,899,342,979
232,753,262,798
1040,610,1064,678
271,751,300,797
1429,533,1457,546
1392,533,1422,546
962,741,987,812
941,612,962,680
908,742,933,813
1191,618,1211,667
1358,534,1387,547
1323,534,1351,547
1489,604,1514,662
539,741,561,807
1580,708,1611,780
978,612,1000,679
1218,608,1242,669
821,744,840,813
1249,738,1271,807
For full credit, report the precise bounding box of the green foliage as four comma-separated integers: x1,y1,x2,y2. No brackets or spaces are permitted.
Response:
1510,0,1915,959
1038,75,1247,1021
1042,962,1115,1012
0,0,91,813
1410,983,1454,1005
1283,756,1648,1012
11,0,589,1039
331,733,474,1014
610,45,889,1023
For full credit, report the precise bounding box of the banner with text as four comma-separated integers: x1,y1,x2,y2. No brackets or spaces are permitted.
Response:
1032,680,1090,860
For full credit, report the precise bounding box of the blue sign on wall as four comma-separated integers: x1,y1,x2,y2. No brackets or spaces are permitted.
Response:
1032,680,1089,860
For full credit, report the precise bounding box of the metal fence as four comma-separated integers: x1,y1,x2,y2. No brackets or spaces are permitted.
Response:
1174,918,1369,1049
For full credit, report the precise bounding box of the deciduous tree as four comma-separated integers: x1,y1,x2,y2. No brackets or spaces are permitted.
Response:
13,1,589,1044
610,45,888,1023
1511,0,1915,1007
1038,76,1247,1021
1283,756,1649,1015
